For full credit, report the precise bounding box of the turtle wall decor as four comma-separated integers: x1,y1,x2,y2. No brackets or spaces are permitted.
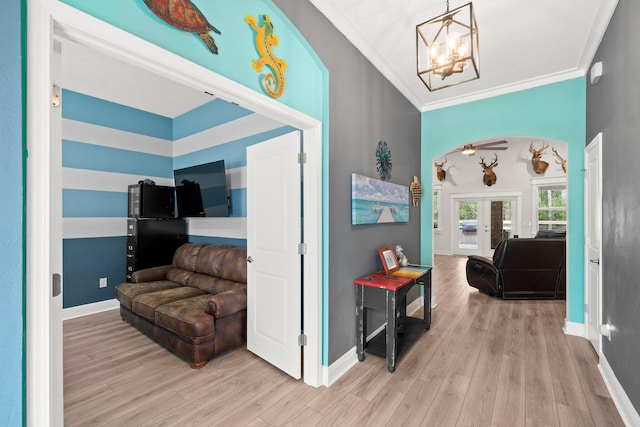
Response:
376,140,392,181
143,0,221,55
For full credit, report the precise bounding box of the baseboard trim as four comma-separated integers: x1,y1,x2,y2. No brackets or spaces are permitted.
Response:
63,298,119,320
563,320,585,337
599,352,640,427
323,346,357,387
324,323,386,387
434,250,453,256
324,297,430,387
407,296,424,315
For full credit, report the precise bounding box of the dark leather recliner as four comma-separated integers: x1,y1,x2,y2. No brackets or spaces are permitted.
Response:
465,238,566,299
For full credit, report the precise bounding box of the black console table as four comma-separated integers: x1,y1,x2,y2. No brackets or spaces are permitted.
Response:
354,266,432,372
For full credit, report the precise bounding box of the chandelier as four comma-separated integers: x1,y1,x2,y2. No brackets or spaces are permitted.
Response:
416,1,479,91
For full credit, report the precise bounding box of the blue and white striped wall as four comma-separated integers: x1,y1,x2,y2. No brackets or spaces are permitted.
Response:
62,89,296,308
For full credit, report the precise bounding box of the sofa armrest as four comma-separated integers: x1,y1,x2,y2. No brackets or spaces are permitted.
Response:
131,264,173,283
466,255,500,296
207,287,247,319
467,255,494,267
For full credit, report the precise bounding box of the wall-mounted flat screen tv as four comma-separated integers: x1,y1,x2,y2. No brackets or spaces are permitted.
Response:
174,160,230,217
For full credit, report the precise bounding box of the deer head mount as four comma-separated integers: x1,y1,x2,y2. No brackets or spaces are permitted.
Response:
479,154,498,186
552,147,567,173
529,142,549,174
434,158,447,182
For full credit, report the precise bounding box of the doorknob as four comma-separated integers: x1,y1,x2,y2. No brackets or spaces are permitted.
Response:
246,256,254,263
590,258,600,265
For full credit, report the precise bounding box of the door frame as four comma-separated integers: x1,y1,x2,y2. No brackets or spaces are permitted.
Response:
27,1,324,422
585,133,603,352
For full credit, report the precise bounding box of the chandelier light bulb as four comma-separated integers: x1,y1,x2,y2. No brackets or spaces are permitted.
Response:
448,32,460,53
430,45,439,63
458,42,467,57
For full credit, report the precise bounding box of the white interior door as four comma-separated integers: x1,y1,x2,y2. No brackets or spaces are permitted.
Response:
585,133,603,352
246,131,302,379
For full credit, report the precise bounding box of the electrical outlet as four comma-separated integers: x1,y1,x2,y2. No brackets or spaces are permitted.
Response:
99,277,108,288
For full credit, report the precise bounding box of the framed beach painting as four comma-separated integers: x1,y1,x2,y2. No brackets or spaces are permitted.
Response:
351,173,410,225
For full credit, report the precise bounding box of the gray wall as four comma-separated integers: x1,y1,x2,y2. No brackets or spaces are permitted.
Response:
586,0,640,413
274,1,422,364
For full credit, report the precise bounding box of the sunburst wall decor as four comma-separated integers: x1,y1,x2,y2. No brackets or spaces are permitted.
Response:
376,140,392,181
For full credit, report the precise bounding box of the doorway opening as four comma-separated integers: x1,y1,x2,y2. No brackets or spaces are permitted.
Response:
27,7,324,423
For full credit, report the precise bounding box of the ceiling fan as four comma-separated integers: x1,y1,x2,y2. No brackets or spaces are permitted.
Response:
449,140,508,155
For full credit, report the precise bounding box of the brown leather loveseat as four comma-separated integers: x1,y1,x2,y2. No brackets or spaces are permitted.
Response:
465,238,566,299
115,243,247,368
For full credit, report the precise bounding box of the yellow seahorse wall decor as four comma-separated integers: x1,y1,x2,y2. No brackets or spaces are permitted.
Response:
246,14,287,98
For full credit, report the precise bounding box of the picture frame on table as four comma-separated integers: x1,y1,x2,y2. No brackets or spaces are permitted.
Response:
378,246,400,275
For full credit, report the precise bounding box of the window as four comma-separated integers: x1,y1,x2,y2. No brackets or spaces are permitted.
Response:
536,185,567,231
433,185,441,230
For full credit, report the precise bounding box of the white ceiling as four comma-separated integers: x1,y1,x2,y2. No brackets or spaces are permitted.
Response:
60,1,618,117
310,0,618,111
60,39,213,118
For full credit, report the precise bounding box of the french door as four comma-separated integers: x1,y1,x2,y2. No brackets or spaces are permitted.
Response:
452,195,518,257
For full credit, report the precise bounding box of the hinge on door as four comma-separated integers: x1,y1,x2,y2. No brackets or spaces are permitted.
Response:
52,84,61,108
298,152,307,164
298,242,307,255
585,303,588,313
298,334,307,346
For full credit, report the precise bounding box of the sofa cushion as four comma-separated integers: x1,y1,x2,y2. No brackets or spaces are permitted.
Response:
166,267,194,286
173,243,205,271
132,287,206,321
188,273,245,294
155,294,215,342
219,247,248,284
115,280,182,311
194,245,233,277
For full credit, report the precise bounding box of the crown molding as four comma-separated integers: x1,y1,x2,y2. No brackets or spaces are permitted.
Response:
309,0,425,109
309,0,618,114
419,68,586,112
577,0,619,69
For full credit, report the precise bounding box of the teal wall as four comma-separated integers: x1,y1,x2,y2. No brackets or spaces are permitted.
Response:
60,0,325,122
420,78,587,323
0,0,23,423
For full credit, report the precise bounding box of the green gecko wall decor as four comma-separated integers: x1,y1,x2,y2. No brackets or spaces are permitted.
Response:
246,14,287,98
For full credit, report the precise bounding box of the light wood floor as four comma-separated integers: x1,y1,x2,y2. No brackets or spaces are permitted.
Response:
64,255,624,426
